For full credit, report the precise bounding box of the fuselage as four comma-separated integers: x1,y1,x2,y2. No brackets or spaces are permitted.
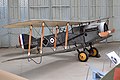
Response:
19,25,99,49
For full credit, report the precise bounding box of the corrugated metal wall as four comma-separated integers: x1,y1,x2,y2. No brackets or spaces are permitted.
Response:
29,0,50,19
113,0,120,41
0,0,118,47
8,0,28,22
0,0,9,47
0,0,8,25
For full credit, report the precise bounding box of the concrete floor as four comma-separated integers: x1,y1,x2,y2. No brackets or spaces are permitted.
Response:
0,42,120,80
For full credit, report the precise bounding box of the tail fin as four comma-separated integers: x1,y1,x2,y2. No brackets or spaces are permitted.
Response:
19,34,37,49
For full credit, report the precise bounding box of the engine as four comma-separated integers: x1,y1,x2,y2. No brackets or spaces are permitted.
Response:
86,21,109,32
98,22,109,32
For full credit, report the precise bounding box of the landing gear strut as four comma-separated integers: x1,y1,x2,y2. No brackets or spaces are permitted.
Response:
75,43,88,62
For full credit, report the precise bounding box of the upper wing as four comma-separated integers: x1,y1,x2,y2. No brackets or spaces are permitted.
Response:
4,17,113,28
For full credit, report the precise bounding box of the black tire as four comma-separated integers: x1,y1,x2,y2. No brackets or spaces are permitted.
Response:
78,51,88,62
89,47,99,57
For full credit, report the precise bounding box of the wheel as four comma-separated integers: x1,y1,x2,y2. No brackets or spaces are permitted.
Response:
78,51,88,62
89,47,99,57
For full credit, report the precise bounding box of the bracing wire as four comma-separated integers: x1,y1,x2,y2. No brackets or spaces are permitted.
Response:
28,55,42,64
33,27,41,36
44,22,65,50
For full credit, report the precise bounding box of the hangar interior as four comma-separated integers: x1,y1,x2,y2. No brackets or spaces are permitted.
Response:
0,0,120,80
0,0,119,47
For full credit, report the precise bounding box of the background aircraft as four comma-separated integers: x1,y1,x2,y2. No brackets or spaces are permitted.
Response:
2,17,115,64
87,63,120,80
101,63,120,80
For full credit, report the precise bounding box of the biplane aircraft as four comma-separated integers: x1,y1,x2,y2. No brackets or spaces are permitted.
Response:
2,17,115,64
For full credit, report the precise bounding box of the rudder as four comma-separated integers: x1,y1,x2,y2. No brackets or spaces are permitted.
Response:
19,34,37,49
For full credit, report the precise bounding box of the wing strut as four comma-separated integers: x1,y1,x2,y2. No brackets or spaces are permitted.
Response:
28,25,33,56
40,22,45,54
65,23,69,49
54,25,58,51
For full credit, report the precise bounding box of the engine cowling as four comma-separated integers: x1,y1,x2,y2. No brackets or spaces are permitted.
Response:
98,22,108,32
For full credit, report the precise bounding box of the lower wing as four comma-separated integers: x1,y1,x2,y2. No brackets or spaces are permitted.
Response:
2,35,112,63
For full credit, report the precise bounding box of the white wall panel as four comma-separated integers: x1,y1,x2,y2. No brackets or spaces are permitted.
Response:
88,0,96,19
20,0,28,21
0,0,8,25
79,0,89,20
0,28,9,47
113,0,120,41
29,0,50,19
52,0,70,20
8,0,18,19
61,0,70,20
71,0,78,20
0,0,9,47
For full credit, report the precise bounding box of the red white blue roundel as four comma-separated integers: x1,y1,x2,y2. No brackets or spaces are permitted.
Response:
50,37,54,44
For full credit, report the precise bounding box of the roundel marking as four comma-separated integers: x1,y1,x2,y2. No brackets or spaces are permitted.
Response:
50,37,54,44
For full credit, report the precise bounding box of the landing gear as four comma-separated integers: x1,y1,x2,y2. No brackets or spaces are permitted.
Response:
78,51,88,62
89,47,100,58
75,44,89,62
75,42,100,62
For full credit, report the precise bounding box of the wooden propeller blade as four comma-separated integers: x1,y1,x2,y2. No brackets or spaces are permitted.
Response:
99,32,109,37
99,28,115,37
111,28,115,33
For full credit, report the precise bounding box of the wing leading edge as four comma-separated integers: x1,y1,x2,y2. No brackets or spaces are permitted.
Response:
4,17,113,28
